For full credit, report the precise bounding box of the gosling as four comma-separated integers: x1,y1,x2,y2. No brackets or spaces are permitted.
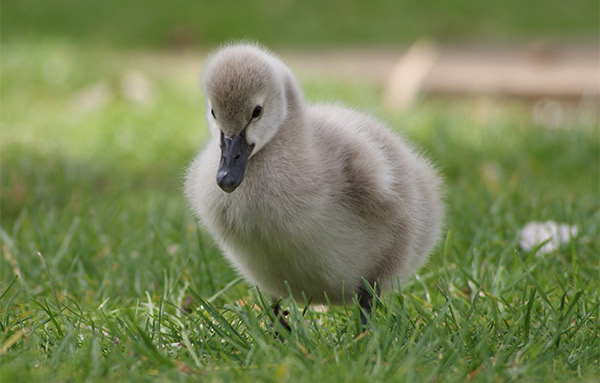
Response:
185,43,444,326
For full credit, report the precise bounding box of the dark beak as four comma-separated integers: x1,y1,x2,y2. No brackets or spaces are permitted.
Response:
216,129,254,193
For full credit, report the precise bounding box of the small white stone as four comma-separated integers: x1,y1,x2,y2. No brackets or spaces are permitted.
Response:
519,220,579,254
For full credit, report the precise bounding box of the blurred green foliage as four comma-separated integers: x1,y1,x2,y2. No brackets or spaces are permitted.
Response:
2,0,598,49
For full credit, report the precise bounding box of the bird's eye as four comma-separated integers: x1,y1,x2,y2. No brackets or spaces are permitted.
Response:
211,108,216,119
252,106,262,119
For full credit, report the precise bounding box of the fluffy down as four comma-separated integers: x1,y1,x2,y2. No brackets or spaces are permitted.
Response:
185,43,444,304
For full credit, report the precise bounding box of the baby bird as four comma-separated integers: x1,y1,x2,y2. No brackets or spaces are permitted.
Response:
185,43,444,325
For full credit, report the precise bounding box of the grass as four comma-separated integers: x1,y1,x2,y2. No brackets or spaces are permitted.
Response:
1,41,599,382
2,0,599,49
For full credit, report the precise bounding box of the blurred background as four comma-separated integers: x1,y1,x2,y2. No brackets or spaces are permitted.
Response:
1,0,598,302
3,0,598,48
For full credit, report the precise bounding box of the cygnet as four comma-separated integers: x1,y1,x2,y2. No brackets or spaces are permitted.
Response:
185,43,444,326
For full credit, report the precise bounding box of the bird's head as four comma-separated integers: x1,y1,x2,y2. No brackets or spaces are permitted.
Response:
202,44,290,193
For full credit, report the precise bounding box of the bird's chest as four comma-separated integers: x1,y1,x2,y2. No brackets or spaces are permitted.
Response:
216,186,327,254
215,191,308,245
213,164,323,240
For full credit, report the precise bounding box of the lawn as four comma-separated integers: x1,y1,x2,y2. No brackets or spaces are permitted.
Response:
1,39,599,382
3,0,599,49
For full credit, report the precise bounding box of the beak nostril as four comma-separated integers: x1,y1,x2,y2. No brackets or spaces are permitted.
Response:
216,127,253,192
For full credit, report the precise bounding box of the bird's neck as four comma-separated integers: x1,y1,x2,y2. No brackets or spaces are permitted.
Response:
281,68,305,117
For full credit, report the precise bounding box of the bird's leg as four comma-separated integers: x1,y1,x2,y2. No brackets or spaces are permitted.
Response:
357,281,381,328
272,300,291,332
